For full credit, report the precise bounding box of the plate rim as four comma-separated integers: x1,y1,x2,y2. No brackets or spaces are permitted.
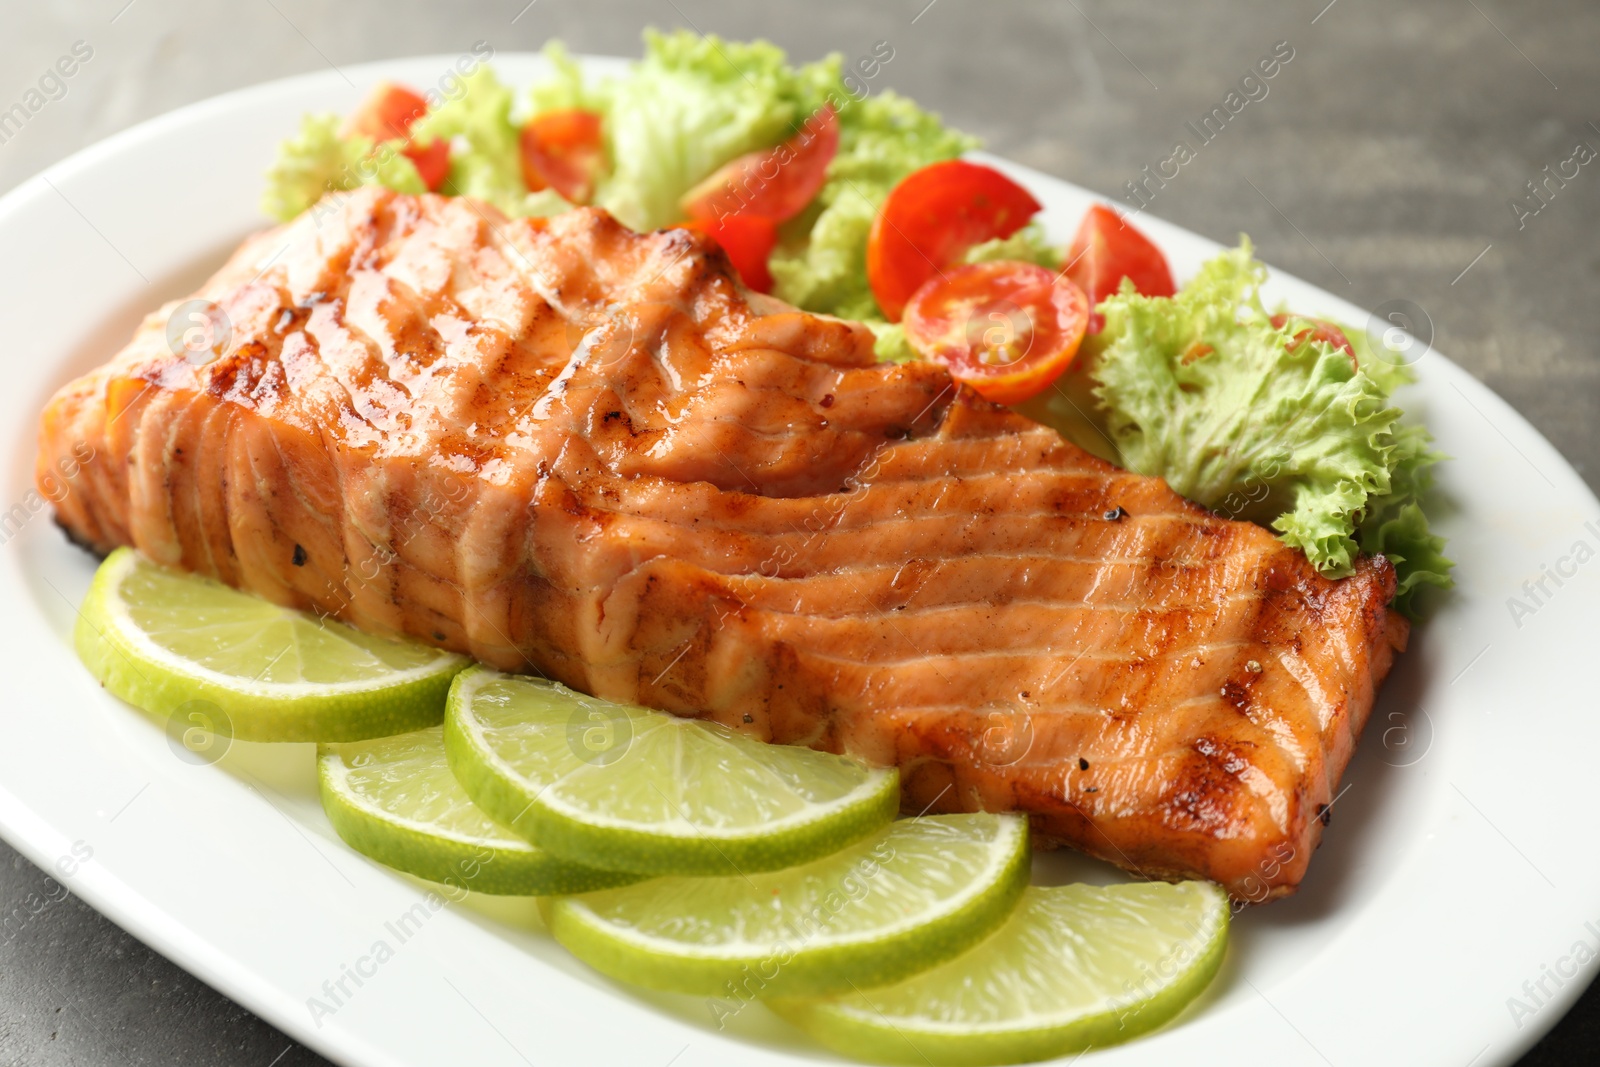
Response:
1,50,1597,1067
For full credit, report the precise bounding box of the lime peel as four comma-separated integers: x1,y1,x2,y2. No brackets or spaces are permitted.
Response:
444,666,900,875
319,727,637,896
769,880,1230,1066
77,548,466,742
543,813,1030,998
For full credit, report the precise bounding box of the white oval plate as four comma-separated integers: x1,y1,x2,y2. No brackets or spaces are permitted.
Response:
1,53,1596,1067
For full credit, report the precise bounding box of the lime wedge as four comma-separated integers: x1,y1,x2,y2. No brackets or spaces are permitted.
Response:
444,666,900,876
319,727,637,895
77,548,466,742
769,880,1230,1065
543,813,1028,998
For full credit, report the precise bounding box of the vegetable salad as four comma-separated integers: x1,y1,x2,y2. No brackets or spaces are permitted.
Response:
262,30,1451,611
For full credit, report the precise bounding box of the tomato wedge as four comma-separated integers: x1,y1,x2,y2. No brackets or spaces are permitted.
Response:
866,161,1042,323
903,261,1089,405
520,109,606,204
1270,313,1358,369
1064,205,1175,332
404,138,451,191
682,215,779,293
344,82,429,143
344,82,450,192
680,105,839,224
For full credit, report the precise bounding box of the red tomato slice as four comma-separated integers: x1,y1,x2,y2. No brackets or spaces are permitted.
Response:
680,105,839,224
344,82,430,143
682,216,779,293
403,138,451,192
343,82,449,192
1270,313,1358,370
903,260,1089,405
1064,204,1175,332
520,109,606,205
867,161,1042,322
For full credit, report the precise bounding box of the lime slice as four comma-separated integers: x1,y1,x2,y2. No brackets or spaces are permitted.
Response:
77,548,466,742
770,880,1230,1065
444,667,900,875
543,813,1028,998
319,727,637,895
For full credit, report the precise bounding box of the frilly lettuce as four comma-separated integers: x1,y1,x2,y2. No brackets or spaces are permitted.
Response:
261,114,425,222
868,321,919,364
526,41,604,115
1355,421,1453,609
260,76,572,223
1058,240,1450,614
961,223,1062,270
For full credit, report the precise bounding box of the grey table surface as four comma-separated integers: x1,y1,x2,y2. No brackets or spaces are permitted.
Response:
1,1,1595,1064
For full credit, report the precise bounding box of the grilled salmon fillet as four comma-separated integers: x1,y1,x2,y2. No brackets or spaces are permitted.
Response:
39,187,1406,900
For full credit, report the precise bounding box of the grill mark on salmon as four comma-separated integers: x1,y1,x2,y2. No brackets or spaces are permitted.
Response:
38,188,1407,900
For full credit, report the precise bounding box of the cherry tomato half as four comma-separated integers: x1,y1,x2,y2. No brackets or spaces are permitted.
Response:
1064,204,1175,332
344,82,450,192
344,82,429,143
520,109,606,205
903,260,1089,405
867,161,1043,322
1270,313,1358,371
682,215,780,293
680,105,839,224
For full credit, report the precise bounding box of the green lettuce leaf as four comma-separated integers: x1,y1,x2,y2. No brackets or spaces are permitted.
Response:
261,114,425,222
1084,240,1451,613
962,223,1062,270
413,66,572,219
868,321,918,363
1357,422,1454,614
526,41,604,115
772,184,882,320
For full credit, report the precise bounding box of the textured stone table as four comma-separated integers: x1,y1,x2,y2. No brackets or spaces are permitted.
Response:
1,1,1594,1064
